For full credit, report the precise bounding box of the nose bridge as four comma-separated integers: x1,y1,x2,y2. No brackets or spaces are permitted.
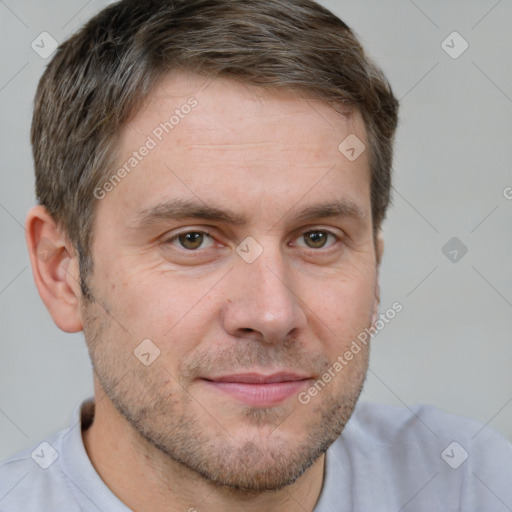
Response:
223,240,306,341
249,245,289,305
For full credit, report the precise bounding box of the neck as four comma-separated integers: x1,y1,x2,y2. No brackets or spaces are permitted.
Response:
82,387,326,512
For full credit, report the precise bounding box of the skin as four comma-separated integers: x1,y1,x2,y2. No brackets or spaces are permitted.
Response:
26,72,383,512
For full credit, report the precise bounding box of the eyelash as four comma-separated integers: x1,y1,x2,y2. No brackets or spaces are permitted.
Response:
164,230,216,249
163,228,341,251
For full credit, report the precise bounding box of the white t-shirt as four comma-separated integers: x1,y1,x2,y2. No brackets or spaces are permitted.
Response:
1,398,511,511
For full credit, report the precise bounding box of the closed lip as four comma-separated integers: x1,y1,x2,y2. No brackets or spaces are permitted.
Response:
201,372,313,384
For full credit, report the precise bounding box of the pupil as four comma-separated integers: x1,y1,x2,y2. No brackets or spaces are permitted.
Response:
306,232,326,248
180,232,203,249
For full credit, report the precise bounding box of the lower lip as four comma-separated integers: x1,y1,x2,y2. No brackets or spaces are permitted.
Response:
201,379,311,407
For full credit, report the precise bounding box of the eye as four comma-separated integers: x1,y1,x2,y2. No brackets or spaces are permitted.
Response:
295,230,338,249
165,231,215,250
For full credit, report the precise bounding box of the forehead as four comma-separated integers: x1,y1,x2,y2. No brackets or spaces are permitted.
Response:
127,72,365,150
97,72,371,229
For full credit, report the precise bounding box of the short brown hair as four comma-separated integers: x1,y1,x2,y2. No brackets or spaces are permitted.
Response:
31,0,399,296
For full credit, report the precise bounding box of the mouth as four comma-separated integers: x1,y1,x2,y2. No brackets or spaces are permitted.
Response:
200,372,314,407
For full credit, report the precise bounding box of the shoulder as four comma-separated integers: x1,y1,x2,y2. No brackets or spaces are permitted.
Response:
327,401,512,510
349,400,512,451
350,400,497,440
0,431,81,512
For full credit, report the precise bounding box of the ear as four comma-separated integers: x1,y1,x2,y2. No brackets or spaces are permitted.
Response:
25,205,83,333
371,231,384,325
375,231,384,267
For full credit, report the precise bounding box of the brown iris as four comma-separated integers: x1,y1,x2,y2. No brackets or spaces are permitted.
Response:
303,231,328,249
178,232,205,250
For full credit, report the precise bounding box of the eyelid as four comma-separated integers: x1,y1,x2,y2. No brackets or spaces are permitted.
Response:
291,228,342,249
162,225,344,249
163,228,217,249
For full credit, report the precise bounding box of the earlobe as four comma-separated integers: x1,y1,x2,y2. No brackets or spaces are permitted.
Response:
25,205,83,333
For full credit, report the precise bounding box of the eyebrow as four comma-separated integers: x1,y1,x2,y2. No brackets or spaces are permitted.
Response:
131,197,367,230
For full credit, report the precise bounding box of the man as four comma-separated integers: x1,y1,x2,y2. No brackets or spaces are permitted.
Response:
1,0,511,510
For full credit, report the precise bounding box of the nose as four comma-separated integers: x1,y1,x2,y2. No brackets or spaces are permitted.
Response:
221,244,307,344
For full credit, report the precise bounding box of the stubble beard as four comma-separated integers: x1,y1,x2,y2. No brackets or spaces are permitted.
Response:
81,298,369,495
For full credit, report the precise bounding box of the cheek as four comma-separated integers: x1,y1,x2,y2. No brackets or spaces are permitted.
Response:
95,263,218,355
307,269,377,351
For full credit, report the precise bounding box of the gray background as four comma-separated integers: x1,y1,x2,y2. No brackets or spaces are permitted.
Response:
1,0,511,460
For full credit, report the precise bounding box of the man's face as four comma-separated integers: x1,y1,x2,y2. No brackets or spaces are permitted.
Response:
82,73,380,492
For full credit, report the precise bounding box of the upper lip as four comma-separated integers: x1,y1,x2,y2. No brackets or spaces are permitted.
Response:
203,372,312,384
